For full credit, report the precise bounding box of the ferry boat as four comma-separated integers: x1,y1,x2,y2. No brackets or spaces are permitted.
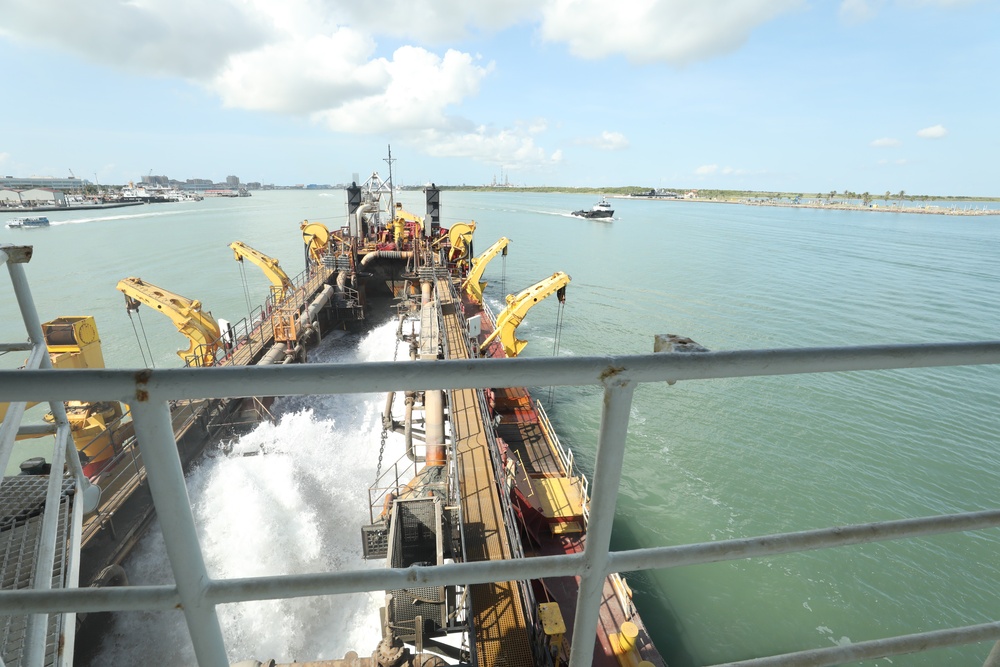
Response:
571,196,613,219
5,216,50,228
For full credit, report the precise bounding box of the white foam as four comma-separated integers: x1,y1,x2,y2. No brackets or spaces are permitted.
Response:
51,209,190,226
91,317,405,664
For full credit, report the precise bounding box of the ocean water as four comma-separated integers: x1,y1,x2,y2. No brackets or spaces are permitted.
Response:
2,191,999,665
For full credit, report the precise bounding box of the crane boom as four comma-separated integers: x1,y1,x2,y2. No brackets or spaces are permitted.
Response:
115,277,222,367
462,236,509,305
480,271,570,358
230,241,293,301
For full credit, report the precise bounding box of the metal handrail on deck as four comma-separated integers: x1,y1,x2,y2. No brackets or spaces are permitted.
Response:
2,321,1000,666
1,245,99,667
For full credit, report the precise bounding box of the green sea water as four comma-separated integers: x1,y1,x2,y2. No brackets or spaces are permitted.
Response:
2,190,999,665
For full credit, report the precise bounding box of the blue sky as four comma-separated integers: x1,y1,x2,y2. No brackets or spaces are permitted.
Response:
0,0,996,196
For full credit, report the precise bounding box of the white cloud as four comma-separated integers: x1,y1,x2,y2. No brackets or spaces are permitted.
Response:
579,131,629,151
839,0,878,23
871,137,901,147
313,47,491,132
0,152,9,164
212,30,388,114
0,0,269,77
695,164,719,175
327,0,541,43
917,124,948,138
540,0,803,64
410,127,562,171
0,0,846,170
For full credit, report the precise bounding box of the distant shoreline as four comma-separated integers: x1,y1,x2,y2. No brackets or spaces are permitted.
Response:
1,201,146,213
616,195,1000,216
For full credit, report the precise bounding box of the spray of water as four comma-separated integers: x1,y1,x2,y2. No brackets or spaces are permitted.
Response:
90,318,405,665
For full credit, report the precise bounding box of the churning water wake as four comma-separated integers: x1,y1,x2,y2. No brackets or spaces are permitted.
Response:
90,319,403,665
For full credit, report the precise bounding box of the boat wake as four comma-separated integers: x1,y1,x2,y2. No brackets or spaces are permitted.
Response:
88,319,404,665
52,209,191,226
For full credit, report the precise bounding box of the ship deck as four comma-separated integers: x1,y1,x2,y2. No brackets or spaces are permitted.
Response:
437,274,536,667
444,270,666,667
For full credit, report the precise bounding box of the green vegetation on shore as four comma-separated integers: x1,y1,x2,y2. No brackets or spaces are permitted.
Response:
434,185,1000,202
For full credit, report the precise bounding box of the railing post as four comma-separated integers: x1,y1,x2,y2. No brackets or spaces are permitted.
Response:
568,377,636,667
984,640,1000,667
129,399,229,667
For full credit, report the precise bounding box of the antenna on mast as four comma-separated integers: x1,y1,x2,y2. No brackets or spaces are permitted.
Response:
385,144,396,215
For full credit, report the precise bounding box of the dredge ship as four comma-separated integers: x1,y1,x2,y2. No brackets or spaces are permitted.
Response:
0,161,664,667
4,159,1000,667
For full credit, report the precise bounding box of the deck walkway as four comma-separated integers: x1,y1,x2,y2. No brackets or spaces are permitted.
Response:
436,274,535,667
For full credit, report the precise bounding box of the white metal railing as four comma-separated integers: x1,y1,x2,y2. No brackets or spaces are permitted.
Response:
6,243,1000,666
1,246,101,667
1,344,1000,667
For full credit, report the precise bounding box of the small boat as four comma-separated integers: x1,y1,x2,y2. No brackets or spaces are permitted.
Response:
5,216,50,228
572,196,614,218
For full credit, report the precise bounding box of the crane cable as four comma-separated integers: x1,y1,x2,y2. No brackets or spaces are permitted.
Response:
552,299,566,358
500,252,507,297
547,299,567,406
125,306,154,368
236,260,254,323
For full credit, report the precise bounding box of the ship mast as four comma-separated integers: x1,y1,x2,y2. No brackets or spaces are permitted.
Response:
385,144,396,219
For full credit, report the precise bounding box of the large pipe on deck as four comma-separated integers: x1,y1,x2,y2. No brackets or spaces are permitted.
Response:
360,250,413,266
403,392,423,463
293,284,336,344
424,389,445,466
257,343,287,366
298,284,335,329
420,278,446,466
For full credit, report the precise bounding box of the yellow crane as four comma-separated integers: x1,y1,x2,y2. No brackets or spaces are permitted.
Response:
0,316,125,475
446,221,476,264
480,271,570,358
115,277,223,367
462,236,509,305
229,241,294,302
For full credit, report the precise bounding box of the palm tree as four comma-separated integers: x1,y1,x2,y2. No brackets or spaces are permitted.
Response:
862,192,872,207
897,190,906,202
884,191,891,206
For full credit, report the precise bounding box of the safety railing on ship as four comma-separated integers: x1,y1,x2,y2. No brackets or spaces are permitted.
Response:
534,399,591,528
5,344,1000,667
185,263,326,369
5,238,1000,667
1,245,99,667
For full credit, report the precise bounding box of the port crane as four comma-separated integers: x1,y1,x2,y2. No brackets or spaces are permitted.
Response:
115,277,223,367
